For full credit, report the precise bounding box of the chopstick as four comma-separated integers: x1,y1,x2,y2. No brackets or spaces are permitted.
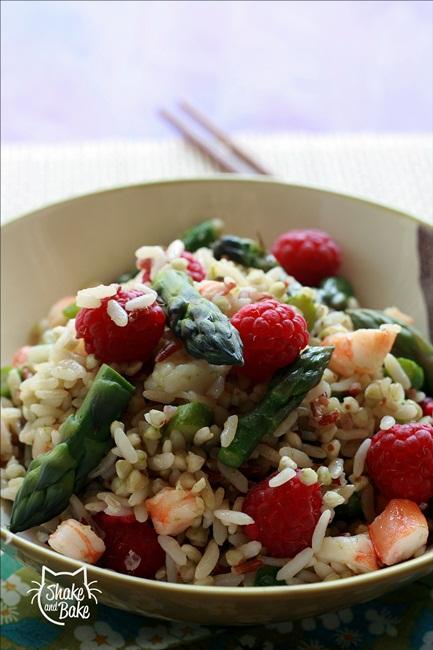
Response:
159,102,270,175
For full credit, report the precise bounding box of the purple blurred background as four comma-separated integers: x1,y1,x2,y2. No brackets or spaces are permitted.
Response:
1,0,432,142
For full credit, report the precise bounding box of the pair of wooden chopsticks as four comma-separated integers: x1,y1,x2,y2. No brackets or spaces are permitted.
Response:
159,101,270,175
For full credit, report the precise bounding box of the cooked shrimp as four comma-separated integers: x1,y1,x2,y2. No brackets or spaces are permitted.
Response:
12,346,31,368
317,533,379,574
198,280,237,300
47,296,76,328
323,325,399,377
146,487,205,535
368,499,428,566
48,519,105,564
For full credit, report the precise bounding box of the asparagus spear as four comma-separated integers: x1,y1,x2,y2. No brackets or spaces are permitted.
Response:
1,366,12,398
348,308,433,393
218,346,334,468
212,235,277,272
10,364,134,533
285,291,318,330
164,402,213,443
396,358,424,390
153,268,244,366
319,276,355,311
182,218,224,252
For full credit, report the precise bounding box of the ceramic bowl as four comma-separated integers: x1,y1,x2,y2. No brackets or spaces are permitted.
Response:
1,177,432,625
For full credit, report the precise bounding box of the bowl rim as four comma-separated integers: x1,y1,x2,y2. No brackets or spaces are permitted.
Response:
1,174,432,599
2,173,432,233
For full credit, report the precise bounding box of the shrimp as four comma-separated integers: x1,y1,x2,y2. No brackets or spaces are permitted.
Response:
368,499,428,566
48,519,105,564
146,487,205,535
317,533,379,574
322,325,399,377
47,296,76,328
198,280,237,300
12,346,31,368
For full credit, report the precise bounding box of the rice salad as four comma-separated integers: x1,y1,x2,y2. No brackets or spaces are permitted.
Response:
1,219,432,588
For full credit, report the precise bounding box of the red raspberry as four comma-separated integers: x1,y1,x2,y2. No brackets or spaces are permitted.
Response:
231,299,309,382
366,423,433,503
139,252,205,283
94,512,164,578
271,229,342,286
76,288,165,363
420,397,433,417
179,251,206,281
243,472,322,558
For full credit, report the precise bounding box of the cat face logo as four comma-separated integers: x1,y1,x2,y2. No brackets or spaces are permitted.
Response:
27,566,101,626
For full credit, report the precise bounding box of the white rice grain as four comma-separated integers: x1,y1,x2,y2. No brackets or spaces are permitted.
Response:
272,411,298,438
213,573,245,587
220,415,238,448
125,293,157,311
352,438,372,477
107,300,128,327
269,467,296,488
217,460,248,493
76,284,118,308
213,510,254,527
312,509,332,553
239,541,262,559
194,540,219,580
111,422,138,463
380,415,396,430
193,426,213,446
158,535,188,566
277,547,314,582
384,353,411,390
166,239,185,260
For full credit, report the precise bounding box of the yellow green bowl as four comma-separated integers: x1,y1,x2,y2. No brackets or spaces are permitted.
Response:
1,177,432,625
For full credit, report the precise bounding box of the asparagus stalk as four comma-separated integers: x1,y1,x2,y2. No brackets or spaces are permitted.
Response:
153,268,244,366
10,364,134,533
212,235,277,272
319,276,355,311
182,218,224,252
348,308,433,393
218,346,334,468
164,402,213,443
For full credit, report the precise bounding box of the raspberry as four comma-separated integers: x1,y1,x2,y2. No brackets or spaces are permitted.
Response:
231,299,309,382
243,472,322,557
94,512,164,578
76,288,165,363
140,252,205,283
420,397,433,417
179,251,206,281
271,229,341,286
366,423,433,503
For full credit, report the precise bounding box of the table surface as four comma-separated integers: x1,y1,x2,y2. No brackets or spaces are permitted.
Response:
1,133,432,649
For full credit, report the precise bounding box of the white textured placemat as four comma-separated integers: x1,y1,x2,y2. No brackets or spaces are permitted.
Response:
1,133,432,224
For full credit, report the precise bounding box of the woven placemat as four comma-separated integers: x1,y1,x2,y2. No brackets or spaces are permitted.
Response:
2,133,432,224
